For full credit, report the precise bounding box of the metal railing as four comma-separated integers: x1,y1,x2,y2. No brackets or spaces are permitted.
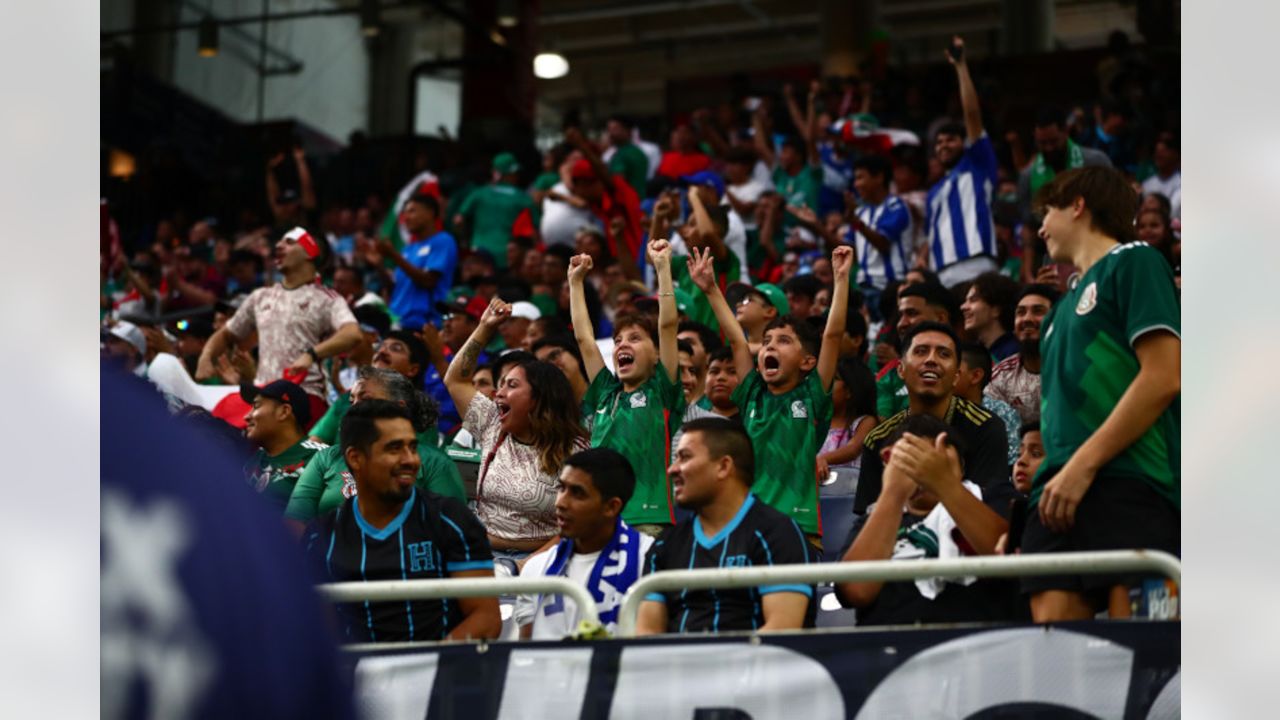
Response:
318,576,600,631
615,550,1181,637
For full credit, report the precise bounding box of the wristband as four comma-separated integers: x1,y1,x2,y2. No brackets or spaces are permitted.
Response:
306,346,320,362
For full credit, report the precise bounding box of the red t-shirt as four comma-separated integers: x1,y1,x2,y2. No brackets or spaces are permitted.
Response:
591,176,643,261
656,151,711,179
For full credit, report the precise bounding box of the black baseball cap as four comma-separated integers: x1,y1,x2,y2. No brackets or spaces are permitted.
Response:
240,379,311,430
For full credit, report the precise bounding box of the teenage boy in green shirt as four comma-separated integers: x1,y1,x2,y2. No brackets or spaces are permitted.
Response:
570,239,685,536
1021,166,1180,622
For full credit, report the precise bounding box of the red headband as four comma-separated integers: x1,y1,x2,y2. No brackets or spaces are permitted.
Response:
285,227,321,260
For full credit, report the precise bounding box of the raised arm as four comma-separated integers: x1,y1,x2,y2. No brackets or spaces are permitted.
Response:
293,146,317,210
945,36,984,142
688,247,754,379
687,187,729,261
817,246,853,390
443,298,508,419
751,106,776,167
650,238,679,383
692,107,731,158
782,84,810,143
805,79,820,166
195,326,235,380
265,153,285,220
566,127,613,194
568,254,607,380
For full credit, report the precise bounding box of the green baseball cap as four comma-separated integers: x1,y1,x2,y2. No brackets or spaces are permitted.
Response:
749,282,790,316
492,152,520,175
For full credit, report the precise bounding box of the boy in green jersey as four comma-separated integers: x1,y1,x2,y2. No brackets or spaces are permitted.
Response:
570,238,684,535
1022,166,1181,622
690,244,855,546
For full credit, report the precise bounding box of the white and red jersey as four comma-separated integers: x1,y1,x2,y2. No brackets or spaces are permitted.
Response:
225,281,356,397
984,353,1041,426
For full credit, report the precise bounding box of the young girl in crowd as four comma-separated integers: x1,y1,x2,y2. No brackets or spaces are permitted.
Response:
818,358,879,481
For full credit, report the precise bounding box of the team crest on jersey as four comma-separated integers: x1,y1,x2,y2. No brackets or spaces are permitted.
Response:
1075,282,1098,315
629,393,648,409
340,471,357,499
251,468,271,493
791,400,808,419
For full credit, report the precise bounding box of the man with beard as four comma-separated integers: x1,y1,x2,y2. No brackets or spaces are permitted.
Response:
853,321,1013,519
197,226,362,424
1016,108,1112,224
986,284,1059,425
926,36,1000,286
303,400,501,642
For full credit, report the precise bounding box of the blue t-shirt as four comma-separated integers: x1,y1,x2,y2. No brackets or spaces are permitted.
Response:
390,231,457,329
818,142,856,216
926,134,998,270
101,368,354,720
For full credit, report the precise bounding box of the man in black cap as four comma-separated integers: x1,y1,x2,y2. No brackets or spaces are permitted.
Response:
241,379,329,513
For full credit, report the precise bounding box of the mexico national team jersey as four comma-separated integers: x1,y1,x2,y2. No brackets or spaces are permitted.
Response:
643,494,813,633
583,365,686,525
303,489,494,643
284,437,466,523
732,369,833,535
849,195,912,289
926,134,998,270
246,438,327,512
1032,242,1181,508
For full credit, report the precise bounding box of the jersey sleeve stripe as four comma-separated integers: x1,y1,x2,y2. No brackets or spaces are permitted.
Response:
1129,324,1181,346
759,584,813,597
448,560,495,572
644,593,667,603
441,515,471,562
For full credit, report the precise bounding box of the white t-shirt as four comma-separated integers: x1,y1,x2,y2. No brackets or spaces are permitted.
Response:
1142,171,1181,219
514,533,656,638
727,179,770,230
540,182,599,248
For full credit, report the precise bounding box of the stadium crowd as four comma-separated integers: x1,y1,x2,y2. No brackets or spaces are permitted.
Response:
101,34,1180,642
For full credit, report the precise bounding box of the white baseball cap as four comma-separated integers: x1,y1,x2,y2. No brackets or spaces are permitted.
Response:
108,320,147,357
509,301,542,321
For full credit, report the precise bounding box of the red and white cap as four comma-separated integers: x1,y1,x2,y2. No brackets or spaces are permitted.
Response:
284,226,321,259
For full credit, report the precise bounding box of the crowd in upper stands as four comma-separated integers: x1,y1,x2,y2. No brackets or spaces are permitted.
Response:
101,32,1180,641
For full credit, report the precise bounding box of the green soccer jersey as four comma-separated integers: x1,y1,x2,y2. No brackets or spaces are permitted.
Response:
583,364,686,525
671,251,740,333
609,144,650,198
457,183,537,270
246,438,328,512
1031,242,1181,508
732,369,834,535
308,391,352,445
772,164,822,230
875,362,909,419
283,432,466,522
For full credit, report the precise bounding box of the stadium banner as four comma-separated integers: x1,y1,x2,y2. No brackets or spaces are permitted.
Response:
347,622,1180,719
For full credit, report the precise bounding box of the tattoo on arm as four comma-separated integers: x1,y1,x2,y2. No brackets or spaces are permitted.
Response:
455,339,483,380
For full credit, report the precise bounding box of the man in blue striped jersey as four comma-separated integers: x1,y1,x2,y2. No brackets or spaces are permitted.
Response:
847,154,913,315
303,400,501,642
927,35,1000,287
636,418,813,635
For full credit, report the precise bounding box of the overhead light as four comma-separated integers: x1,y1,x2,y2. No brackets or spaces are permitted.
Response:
360,0,380,37
197,16,218,57
534,52,569,80
496,0,519,27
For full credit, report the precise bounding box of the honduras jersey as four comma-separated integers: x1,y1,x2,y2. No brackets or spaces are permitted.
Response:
926,133,999,270
848,194,912,289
